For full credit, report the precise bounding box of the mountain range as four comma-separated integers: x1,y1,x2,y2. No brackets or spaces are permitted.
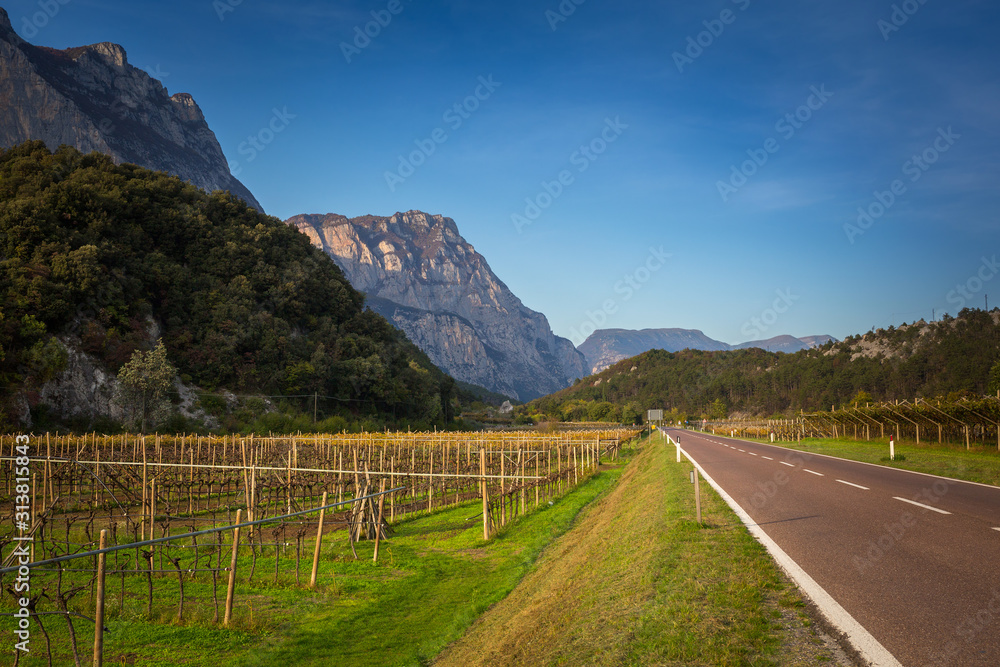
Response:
578,328,836,374
289,211,587,400
0,7,260,211
0,10,839,407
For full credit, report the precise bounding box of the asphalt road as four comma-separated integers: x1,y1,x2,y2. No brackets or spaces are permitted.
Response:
664,428,1000,667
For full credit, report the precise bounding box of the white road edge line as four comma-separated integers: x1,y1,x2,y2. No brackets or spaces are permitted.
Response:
678,447,903,667
804,469,824,476
780,461,795,467
837,480,870,490
893,497,952,515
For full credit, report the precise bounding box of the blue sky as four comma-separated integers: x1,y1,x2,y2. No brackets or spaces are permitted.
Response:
7,0,1000,345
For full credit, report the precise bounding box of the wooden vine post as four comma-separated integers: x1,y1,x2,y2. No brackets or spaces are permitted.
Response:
224,509,242,627
480,449,490,540
93,529,107,667
310,491,329,588
373,481,386,563
141,445,148,541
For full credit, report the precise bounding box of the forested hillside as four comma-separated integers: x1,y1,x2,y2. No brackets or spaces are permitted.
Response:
0,141,457,430
527,309,1000,420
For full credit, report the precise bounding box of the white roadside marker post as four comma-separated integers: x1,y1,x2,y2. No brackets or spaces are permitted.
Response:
890,435,895,461
689,468,702,524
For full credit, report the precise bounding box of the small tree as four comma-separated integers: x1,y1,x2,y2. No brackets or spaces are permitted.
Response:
850,390,874,408
989,360,1000,396
117,341,176,433
621,402,642,425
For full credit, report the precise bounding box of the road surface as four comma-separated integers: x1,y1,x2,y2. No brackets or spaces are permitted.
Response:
665,428,1000,667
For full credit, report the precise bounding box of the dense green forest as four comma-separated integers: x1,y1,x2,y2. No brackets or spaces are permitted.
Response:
0,141,470,431
526,309,1000,421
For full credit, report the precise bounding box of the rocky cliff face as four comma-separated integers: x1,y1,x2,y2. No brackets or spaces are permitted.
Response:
0,7,261,210
288,211,587,400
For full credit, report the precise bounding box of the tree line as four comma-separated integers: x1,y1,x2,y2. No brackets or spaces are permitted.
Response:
0,141,465,432
524,308,1000,421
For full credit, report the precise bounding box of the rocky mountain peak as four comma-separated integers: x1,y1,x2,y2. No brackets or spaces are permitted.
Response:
169,92,207,123
87,41,128,67
0,7,24,47
0,11,262,211
289,211,587,400
389,210,461,238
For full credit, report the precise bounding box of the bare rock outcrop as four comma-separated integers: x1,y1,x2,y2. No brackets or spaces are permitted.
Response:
0,7,261,210
289,211,587,400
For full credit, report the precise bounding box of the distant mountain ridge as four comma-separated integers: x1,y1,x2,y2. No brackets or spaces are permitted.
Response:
0,7,261,211
579,328,835,374
530,310,1000,417
288,211,587,400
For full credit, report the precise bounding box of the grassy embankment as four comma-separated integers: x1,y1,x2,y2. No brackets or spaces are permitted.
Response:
435,435,848,666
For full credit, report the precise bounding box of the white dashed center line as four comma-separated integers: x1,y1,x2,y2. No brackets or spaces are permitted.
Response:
804,469,824,476
762,456,773,460
893,497,951,515
836,480,869,490
738,449,745,452
748,452,757,456
780,462,795,467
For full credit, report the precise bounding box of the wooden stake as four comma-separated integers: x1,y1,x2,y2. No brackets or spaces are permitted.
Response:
428,450,434,511
310,492,328,588
498,447,507,525
517,447,525,516
480,449,490,540
535,452,540,507
141,450,147,542
573,447,578,486
224,509,242,627
373,481,386,563
93,529,107,667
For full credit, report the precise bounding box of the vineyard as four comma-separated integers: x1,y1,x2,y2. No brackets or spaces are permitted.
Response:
0,427,640,665
706,395,1000,449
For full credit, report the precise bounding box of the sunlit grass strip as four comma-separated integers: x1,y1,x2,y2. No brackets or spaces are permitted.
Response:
435,436,841,666
742,436,1000,487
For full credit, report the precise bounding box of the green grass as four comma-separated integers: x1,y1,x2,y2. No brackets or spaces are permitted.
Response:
239,470,624,667
623,440,824,665
4,466,623,666
435,436,842,666
738,435,1000,487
